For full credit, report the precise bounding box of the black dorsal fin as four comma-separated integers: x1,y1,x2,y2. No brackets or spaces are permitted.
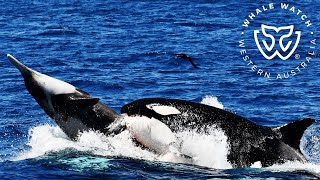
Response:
275,118,315,152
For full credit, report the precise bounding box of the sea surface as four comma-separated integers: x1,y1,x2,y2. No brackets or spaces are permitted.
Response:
1,0,320,179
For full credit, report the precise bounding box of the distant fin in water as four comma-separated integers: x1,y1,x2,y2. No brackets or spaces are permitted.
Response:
174,53,198,68
273,118,315,153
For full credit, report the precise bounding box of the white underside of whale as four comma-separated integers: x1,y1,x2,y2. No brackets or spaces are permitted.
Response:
33,71,76,95
109,116,192,164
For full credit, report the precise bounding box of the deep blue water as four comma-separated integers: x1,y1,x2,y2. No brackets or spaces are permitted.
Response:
1,0,320,179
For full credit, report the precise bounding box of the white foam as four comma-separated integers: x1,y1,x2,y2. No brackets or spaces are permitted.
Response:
267,161,320,176
16,117,320,175
16,124,74,160
15,118,232,169
15,124,157,161
250,161,262,168
200,95,224,109
176,128,232,169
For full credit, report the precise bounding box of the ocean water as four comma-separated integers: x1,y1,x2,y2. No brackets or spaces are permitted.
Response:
1,0,320,179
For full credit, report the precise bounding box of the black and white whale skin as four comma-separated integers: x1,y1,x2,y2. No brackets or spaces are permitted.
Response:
7,54,316,168
121,98,315,168
7,54,120,139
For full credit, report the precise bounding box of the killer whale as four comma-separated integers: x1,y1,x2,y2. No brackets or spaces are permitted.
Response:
7,54,316,168
121,98,315,168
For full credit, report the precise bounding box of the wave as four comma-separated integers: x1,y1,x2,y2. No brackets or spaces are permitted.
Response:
36,26,79,36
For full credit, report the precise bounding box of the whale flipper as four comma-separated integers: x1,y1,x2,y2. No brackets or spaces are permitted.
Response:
274,118,315,152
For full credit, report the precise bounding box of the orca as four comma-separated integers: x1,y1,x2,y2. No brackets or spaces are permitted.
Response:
121,98,316,168
7,54,316,168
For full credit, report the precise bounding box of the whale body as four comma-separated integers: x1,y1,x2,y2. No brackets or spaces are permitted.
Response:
7,54,315,168
121,98,315,167
6,54,119,139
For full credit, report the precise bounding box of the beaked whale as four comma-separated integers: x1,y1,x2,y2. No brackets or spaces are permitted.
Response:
7,54,316,168
6,54,119,139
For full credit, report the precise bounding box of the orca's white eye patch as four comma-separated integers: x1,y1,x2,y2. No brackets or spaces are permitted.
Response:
146,104,181,116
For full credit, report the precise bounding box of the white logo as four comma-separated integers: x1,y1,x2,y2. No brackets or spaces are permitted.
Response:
254,24,301,60
238,3,317,80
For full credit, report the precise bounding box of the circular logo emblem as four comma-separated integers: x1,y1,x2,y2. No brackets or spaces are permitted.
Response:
239,3,317,79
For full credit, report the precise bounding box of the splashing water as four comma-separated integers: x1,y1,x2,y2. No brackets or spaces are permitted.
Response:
267,161,320,177
16,124,157,162
14,96,320,174
200,95,224,109
176,128,231,169
15,120,232,169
